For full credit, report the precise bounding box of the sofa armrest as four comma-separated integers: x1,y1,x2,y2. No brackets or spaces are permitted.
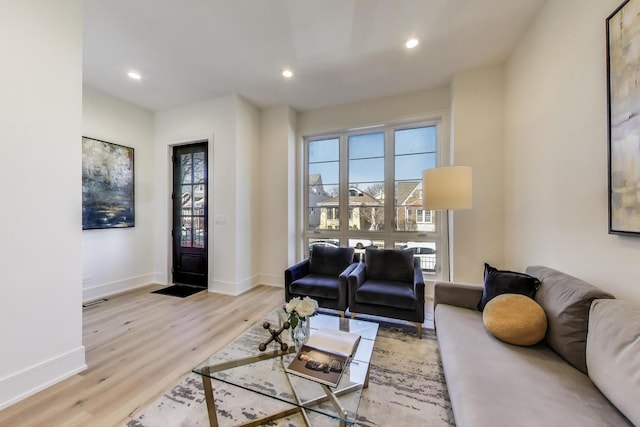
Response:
337,262,360,309
339,262,360,293
414,263,425,301
347,262,366,296
433,281,483,311
339,262,360,281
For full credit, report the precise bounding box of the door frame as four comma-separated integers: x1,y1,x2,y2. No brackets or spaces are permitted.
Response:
166,135,213,289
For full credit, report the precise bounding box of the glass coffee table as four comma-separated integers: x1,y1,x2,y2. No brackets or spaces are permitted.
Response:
193,311,379,427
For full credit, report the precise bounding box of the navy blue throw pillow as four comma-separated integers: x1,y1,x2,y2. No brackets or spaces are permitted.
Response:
477,263,541,311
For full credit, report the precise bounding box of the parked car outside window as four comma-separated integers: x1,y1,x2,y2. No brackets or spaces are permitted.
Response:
308,240,339,255
350,239,373,249
399,242,436,272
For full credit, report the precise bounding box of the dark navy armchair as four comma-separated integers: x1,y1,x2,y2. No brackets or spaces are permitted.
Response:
348,248,425,337
285,245,360,317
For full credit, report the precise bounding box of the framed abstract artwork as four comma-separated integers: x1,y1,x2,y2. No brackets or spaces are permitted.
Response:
607,0,640,235
82,137,135,229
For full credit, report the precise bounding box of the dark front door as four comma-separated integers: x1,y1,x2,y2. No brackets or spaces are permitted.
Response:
172,142,208,287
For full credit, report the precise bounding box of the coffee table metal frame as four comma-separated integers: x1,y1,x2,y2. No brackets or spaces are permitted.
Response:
193,313,378,427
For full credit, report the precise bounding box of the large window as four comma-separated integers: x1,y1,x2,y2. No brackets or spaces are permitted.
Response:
349,133,384,230
394,126,436,232
307,138,339,230
303,120,446,277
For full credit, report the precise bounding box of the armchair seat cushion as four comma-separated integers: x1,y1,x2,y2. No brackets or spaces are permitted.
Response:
355,279,417,310
290,274,340,300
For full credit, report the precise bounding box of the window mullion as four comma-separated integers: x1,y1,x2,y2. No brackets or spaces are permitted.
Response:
383,127,395,247
339,134,349,245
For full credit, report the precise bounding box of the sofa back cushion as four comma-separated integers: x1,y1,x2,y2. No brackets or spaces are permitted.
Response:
365,248,414,282
526,266,614,373
309,245,355,276
587,299,640,426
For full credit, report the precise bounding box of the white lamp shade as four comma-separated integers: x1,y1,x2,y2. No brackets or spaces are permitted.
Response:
422,166,473,210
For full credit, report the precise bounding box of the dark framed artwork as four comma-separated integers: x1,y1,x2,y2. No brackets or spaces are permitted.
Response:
82,137,135,229
607,0,640,235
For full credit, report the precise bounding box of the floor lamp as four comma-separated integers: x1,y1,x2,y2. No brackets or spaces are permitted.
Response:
422,166,473,282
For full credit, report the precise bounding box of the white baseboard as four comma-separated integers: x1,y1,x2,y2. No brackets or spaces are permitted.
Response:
259,273,283,288
151,272,166,285
82,273,156,302
261,282,284,289
87,271,285,297
209,278,240,295
210,275,261,296
235,275,260,295
0,346,86,411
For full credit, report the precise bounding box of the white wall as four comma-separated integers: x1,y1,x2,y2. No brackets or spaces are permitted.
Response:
505,0,640,303
259,106,297,286
154,95,263,295
82,86,156,301
296,80,505,285
235,97,261,293
296,86,453,295
0,0,85,410
297,86,451,135
451,66,506,283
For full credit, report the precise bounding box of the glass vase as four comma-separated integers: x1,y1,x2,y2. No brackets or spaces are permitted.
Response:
291,317,310,352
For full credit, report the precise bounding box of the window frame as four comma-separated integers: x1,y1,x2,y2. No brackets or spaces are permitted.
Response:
301,115,449,279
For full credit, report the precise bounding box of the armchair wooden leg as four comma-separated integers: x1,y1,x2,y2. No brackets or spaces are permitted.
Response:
415,323,423,339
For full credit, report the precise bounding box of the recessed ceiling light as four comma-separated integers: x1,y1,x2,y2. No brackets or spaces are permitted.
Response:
282,69,293,78
405,38,419,49
128,71,141,80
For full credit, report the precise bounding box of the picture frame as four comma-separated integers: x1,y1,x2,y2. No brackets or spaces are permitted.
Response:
607,0,640,235
82,137,135,230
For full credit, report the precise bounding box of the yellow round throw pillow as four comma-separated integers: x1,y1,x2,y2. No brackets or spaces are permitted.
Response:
483,294,547,346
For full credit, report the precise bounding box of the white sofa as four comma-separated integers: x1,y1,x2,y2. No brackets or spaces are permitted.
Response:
434,266,639,427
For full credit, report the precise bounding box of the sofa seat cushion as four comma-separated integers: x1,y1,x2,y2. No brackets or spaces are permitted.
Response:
355,279,416,310
435,304,632,427
587,299,640,426
483,294,547,346
290,274,339,300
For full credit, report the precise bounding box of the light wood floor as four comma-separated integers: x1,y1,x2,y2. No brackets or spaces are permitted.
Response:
0,285,283,427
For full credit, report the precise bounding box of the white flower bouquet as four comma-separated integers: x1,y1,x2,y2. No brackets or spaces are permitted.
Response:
285,296,318,329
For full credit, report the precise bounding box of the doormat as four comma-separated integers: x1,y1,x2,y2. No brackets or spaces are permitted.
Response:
151,285,205,298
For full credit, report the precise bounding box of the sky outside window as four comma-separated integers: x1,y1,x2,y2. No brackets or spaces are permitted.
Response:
395,126,436,180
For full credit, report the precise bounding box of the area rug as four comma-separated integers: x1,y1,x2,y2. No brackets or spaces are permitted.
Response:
151,285,205,298
125,313,455,427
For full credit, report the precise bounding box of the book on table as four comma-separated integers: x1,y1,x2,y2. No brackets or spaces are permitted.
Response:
285,328,361,387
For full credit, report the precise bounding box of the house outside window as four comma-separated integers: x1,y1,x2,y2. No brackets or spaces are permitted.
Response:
416,209,433,225
303,119,447,277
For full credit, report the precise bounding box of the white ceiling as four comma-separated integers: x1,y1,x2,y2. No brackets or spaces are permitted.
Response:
83,0,545,113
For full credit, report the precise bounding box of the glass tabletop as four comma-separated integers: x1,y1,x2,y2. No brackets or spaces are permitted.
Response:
193,311,379,425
